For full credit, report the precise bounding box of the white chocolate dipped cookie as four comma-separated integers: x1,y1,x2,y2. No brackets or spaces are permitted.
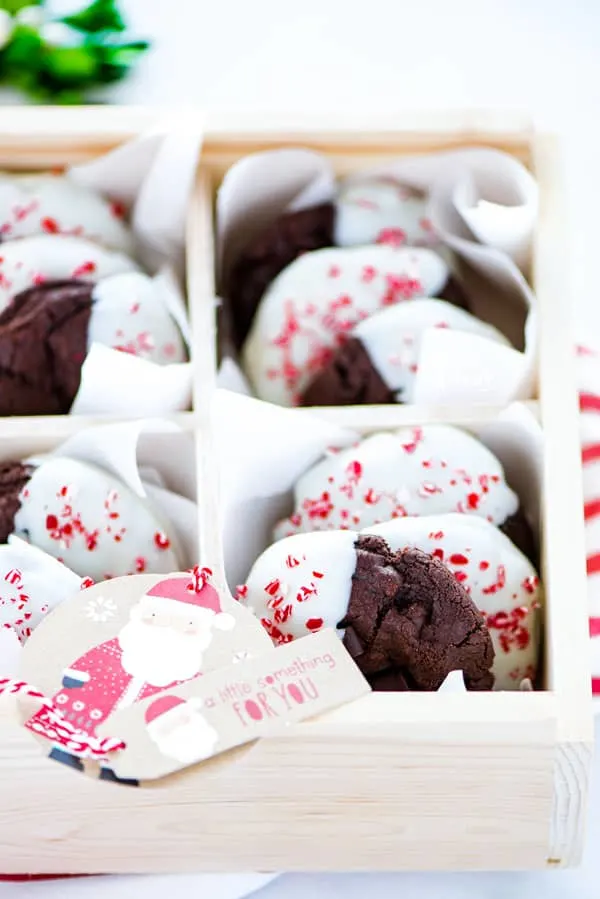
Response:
242,245,449,406
0,234,139,314
274,425,519,539
88,272,187,365
0,539,83,644
367,514,542,689
334,178,435,249
301,298,510,406
11,457,181,580
0,173,134,253
241,526,496,691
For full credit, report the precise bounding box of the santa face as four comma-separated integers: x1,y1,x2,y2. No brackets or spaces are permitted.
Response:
119,596,218,686
148,706,218,764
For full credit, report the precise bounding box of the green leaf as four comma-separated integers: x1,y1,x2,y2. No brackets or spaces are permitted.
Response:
1,24,44,70
43,45,99,82
98,39,149,63
0,0,41,14
62,0,126,34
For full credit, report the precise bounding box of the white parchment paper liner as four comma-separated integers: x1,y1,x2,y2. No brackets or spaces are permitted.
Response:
62,120,202,414
216,147,538,406
0,625,21,677
30,420,199,569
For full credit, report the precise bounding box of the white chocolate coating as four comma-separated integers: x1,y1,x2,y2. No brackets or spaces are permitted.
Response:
0,174,134,253
244,513,541,690
242,530,357,644
242,245,449,406
334,178,436,249
274,425,519,540
89,273,187,365
0,235,139,315
13,457,181,581
355,298,510,402
367,514,542,689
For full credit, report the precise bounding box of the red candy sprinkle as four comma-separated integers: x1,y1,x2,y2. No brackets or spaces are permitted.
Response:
449,553,469,565
361,265,377,283
482,564,506,596
274,605,293,624
376,227,407,247
41,217,59,233
45,514,58,530
110,200,126,219
521,575,539,594
72,260,97,278
305,618,324,632
154,532,171,550
364,488,379,505
264,579,281,597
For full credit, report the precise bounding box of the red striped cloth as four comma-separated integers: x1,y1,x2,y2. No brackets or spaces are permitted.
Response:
577,345,600,694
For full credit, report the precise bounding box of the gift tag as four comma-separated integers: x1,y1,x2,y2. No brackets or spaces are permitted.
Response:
98,628,370,781
19,569,273,773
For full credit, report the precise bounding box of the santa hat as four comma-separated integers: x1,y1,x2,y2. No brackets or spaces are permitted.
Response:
145,694,203,726
145,576,235,631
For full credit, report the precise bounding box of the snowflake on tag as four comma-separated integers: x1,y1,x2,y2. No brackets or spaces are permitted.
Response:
85,596,117,623
231,649,254,664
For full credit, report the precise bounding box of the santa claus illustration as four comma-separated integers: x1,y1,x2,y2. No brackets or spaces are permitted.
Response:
44,572,234,780
145,694,218,765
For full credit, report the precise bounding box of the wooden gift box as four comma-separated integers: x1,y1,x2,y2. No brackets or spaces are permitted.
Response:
0,109,593,874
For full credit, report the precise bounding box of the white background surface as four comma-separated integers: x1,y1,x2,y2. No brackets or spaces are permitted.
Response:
4,1,600,897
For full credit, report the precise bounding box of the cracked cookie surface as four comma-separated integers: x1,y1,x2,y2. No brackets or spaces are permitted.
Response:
340,535,495,690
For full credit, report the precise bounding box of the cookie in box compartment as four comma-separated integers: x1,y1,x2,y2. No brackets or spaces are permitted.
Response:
229,412,542,691
0,423,198,648
0,147,196,417
217,152,536,408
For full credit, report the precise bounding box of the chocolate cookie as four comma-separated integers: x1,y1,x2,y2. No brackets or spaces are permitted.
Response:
0,280,93,416
499,510,538,567
340,535,495,691
225,203,335,348
0,462,34,543
299,337,395,406
298,298,510,408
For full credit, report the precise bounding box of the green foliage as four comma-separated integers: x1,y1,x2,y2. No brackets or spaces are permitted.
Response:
0,1,41,14
0,0,149,103
62,0,126,34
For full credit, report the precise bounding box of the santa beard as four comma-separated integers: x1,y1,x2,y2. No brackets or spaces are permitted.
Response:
151,716,219,764
119,619,211,686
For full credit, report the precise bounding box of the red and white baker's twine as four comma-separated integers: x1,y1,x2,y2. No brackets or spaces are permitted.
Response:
189,565,212,592
0,678,126,759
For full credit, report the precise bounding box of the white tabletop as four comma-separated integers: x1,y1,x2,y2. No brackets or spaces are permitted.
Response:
4,1,599,896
